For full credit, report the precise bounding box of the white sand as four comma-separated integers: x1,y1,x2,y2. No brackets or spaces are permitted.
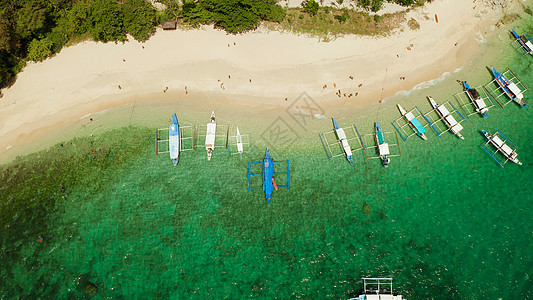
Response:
0,0,506,161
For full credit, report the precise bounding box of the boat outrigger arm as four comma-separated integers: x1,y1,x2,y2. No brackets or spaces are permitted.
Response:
247,149,290,203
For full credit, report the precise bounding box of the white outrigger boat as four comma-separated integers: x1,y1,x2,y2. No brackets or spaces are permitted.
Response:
349,278,406,300
236,127,244,158
205,111,217,160
333,118,354,164
428,96,464,139
463,81,488,117
481,130,522,167
228,127,253,158
397,104,427,140
318,118,365,164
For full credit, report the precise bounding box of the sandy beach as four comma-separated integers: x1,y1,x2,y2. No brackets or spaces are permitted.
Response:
0,0,508,162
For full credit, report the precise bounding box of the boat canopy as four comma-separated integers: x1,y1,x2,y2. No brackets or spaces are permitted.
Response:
437,105,450,116
377,131,385,144
410,117,426,134
205,123,216,148
474,99,487,109
507,83,523,99
379,143,390,156
444,115,458,126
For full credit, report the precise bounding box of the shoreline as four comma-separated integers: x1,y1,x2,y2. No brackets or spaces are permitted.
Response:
0,0,511,164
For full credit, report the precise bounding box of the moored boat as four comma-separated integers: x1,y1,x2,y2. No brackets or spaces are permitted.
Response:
397,104,427,140
205,111,216,160
169,113,180,166
332,118,354,164
462,81,488,117
490,65,528,108
482,130,522,165
511,29,533,56
236,127,244,158
375,122,390,167
428,96,464,139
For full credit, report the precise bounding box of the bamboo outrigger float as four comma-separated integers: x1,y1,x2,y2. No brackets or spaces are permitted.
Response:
318,118,365,164
480,129,523,167
349,278,406,300
423,96,466,139
453,81,494,118
510,29,533,57
155,113,196,165
247,149,290,203
392,104,428,141
484,66,528,108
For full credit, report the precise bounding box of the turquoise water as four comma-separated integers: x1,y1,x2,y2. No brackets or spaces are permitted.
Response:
2,21,533,299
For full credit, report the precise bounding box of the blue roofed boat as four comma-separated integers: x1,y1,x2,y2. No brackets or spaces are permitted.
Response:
169,113,180,166
490,65,528,108
511,29,533,56
247,148,290,203
397,104,427,140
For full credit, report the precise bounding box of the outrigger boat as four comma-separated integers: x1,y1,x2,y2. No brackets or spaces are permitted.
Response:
397,104,427,140
428,96,464,139
375,122,391,167
155,113,196,165
169,113,181,165
349,278,406,300
247,149,290,203
318,118,365,164
228,127,253,158
236,128,244,158
481,130,522,167
489,65,528,108
462,81,488,117
511,29,533,56
205,111,217,160
333,118,354,164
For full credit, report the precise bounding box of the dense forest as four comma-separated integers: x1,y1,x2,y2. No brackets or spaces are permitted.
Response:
0,0,429,88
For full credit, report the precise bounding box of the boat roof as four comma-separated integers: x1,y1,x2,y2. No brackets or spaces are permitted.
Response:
336,128,347,140
379,143,390,155
377,131,385,144
410,117,426,134
405,111,415,120
474,99,487,109
492,135,505,147
507,82,522,96
437,105,450,116
444,115,458,126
